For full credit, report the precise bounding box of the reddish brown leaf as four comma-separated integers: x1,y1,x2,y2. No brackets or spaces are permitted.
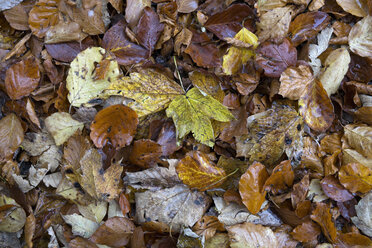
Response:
129,139,162,168
223,92,240,109
89,217,135,247
204,4,255,40
102,19,148,65
255,38,297,77
155,121,181,156
347,53,372,83
298,78,335,132
131,226,146,248
70,237,98,248
192,215,225,240
320,133,342,155
291,221,321,242
289,11,331,46
5,57,40,100
176,151,227,191
339,163,372,194
239,162,269,214
0,113,24,161
291,174,310,209
24,213,36,248
295,200,312,219
119,193,131,216
320,175,354,202
90,105,138,149
264,160,294,195
310,203,337,243
28,0,59,38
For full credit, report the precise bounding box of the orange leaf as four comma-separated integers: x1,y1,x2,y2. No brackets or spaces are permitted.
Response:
310,203,337,243
90,105,138,149
129,139,162,168
5,57,40,100
339,163,372,193
176,151,227,191
291,221,321,242
28,0,59,38
118,193,131,216
336,232,372,248
299,78,335,132
264,160,294,195
239,161,269,214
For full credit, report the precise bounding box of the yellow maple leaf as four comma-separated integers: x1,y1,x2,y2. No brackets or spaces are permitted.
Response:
102,68,184,117
223,27,258,75
166,87,235,147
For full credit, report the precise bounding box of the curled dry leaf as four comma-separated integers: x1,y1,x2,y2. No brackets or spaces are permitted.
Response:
89,217,135,248
5,57,40,100
320,175,354,202
166,87,235,147
349,16,372,59
351,192,372,237
129,139,162,168
339,163,372,194
28,0,59,38
176,151,227,191
239,162,269,215
102,68,183,117
336,0,368,17
279,65,313,100
310,203,337,243
66,47,120,107
291,221,321,242
0,113,24,161
289,11,330,46
264,160,294,195
90,105,138,149
255,38,297,77
226,222,278,248
298,78,335,133
222,27,258,75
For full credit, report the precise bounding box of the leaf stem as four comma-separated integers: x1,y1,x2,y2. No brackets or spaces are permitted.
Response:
173,56,186,93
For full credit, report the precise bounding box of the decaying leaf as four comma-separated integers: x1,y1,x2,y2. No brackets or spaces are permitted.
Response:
239,162,269,214
236,103,303,166
0,194,26,233
310,203,337,242
351,192,372,237
222,27,258,75
298,78,335,132
102,68,183,117
90,105,138,149
176,151,227,191
349,16,372,59
135,184,211,232
339,163,372,194
279,65,313,100
66,47,120,107
0,113,24,161
308,27,334,75
166,87,235,147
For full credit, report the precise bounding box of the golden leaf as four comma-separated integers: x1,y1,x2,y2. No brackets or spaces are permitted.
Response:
166,87,235,147
310,203,337,243
189,71,225,102
279,65,313,100
176,151,227,191
339,163,372,194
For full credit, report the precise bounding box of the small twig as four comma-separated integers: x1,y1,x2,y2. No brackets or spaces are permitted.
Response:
173,56,186,93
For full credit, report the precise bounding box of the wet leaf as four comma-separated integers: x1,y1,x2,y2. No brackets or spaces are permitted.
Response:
177,151,227,191
45,38,95,63
102,68,183,117
0,194,26,233
226,222,278,248
291,221,321,242
135,7,163,52
336,0,368,17
135,184,211,232
347,53,372,83
90,217,135,247
343,124,372,159
5,57,40,100
279,65,313,100
129,139,162,168
349,16,372,59
320,175,354,202
90,105,138,149
45,112,84,146
289,11,331,46
28,0,59,38
339,163,372,194
239,162,269,214
351,192,372,237
255,38,297,77
44,19,87,44
264,160,294,195
311,203,337,242
222,27,258,75
0,113,24,161
298,78,335,132
166,87,234,147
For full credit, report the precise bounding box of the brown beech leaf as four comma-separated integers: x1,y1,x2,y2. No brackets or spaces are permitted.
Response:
339,163,372,194
204,4,255,40
320,133,342,155
134,7,163,53
3,1,32,30
102,19,148,65
176,151,227,191
28,0,59,38
343,124,372,159
5,57,40,100
298,78,335,133
129,139,162,168
192,215,225,240
289,11,331,46
264,160,294,195
336,232,372,248
291,221,321,242
347,53,372,83
125,0,151,28
239,162,269,214
90,105,138,149
0,113,24,161
226,222,278,248
354,106,372,126
119,193,131,216
89,217,135,247
310,203,337,243
71,1,108,35
279,65,313,100
24,213,35,248
177,0,198,13
255,38,297,77
300,136,323,174
336,0,368,17
348,16,372,59
320,175,354,202
70,237,98,248
291,174,310,209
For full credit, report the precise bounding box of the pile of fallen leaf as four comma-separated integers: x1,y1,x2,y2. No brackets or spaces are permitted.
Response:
0,0,372,247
